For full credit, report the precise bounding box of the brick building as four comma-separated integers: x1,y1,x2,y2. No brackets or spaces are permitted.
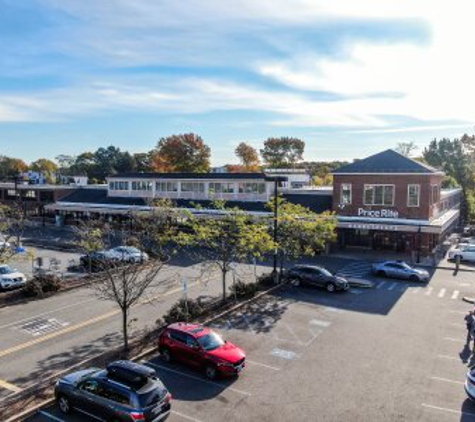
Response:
332,150,461,256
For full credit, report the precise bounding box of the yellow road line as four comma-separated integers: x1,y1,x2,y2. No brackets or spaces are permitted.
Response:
0,378,22,393
0,280,199,359
0,310,119,359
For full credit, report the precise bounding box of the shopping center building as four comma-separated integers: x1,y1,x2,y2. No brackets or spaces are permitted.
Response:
44,149,461,257
332,149,461,256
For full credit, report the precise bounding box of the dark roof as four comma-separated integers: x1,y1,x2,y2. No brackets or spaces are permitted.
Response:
332,149,442,175
59,189,333,214
108,172,267,180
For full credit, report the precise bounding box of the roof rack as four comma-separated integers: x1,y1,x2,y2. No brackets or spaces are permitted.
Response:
106,361,156,388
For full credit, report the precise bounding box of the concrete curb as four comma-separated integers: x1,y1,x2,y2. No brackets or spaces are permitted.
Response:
5,283,283,422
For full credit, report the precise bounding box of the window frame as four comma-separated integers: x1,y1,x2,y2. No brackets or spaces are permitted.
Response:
363,184,395,206
407,184,420,207
340,183,352,205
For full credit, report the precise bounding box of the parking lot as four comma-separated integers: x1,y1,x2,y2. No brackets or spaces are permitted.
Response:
18,257,475,421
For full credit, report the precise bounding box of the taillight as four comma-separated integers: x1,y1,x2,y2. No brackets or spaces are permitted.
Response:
130,412,146,421
165,392,172,403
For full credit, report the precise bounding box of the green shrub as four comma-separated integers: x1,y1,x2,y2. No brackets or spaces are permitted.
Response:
163,299,203,324
230,280,258,298
22,274,61,298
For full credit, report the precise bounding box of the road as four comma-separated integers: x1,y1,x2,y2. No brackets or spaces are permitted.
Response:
21,256,475,421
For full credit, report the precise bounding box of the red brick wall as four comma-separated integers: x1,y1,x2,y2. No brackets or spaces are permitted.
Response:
333,174,444,220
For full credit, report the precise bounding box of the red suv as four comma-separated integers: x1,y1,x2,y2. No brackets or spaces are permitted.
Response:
158,323,246,380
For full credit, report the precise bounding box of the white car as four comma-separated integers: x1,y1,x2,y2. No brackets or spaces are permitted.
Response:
106,246,149,263
448,244,475,261
0,265,26,290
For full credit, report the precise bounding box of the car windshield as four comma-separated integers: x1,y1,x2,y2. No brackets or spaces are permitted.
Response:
0,266,14,275
197,332,225,351
126,247,140,253
399,262,413,270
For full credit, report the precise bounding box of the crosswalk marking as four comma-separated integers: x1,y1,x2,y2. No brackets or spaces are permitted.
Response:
452,290,459,300
376,281,386,289
438,288,446,298
387,282,398,291
425,287,433,296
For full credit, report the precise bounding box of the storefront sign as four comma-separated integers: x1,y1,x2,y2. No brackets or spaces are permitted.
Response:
347,223,399,231
357,208,399,218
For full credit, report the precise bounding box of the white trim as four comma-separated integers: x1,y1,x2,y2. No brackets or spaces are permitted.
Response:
338,215,429,226
407,184,420,207
340,183,352,205
332,172,444,176
363,184,395,206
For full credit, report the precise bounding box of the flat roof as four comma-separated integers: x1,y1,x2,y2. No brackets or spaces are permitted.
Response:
109,172,268,180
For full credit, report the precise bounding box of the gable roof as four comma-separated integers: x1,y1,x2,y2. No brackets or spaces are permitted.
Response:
332,149,443,175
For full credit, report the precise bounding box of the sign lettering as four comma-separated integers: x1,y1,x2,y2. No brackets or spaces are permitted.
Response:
357,208,399,218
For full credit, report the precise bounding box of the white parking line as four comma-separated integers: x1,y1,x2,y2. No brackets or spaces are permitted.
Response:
422,403,475,418
376,281,386,289
387,282,398,291
246,359,281,371
444,337,463,343
452,290,460,299
437,354,460,361
172,410,204,422
431,376,464,385
145,362,252,396
425,287,433,296
438,288,446,298
38,411,65,422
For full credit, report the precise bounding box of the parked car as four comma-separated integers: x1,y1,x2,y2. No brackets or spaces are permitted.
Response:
107,246,149,263
0,264,26,290
465,367,475,401
79,251,111,271
158,323,246,380
286,265,350,292
371,261,429,282
448,244,475,261
55,360,172,421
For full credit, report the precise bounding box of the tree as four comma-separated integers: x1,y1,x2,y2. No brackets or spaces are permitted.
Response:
313,174,333,186
0,205,23,263
260,137,305,168
0,156,28,180
235,142,261,172
180,201,274,301
76,203,181,351
134,153,152,173
267,197,337,278
150,134,211,173
423,137,474,222
395,141,417,157
30,158,58,183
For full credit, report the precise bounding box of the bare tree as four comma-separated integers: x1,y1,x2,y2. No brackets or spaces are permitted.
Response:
76,202,183,351
395,141,417,157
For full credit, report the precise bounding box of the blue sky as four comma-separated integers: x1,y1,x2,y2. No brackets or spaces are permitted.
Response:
0,0,474,165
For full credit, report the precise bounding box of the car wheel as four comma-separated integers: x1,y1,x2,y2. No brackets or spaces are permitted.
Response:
326,282,336,293
58,395,71,414
377,270,386,277
409,275,420,282
205,365,217,380
161,348,172,363
290,278,301,287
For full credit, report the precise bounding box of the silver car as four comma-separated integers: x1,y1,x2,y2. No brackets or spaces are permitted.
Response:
372,261,429,282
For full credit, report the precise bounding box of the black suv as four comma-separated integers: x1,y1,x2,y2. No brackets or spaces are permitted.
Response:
287,265,349,292
55,360,172,421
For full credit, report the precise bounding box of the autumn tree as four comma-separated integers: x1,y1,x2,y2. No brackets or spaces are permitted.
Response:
261,137,305,168
0,156,28,180
235,142,261,172
267,197,337,279
180,201,274,301
30,158,58,183
150,133,211,173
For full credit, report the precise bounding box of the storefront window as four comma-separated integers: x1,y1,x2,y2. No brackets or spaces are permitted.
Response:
407,184,420,207
341,183,352,205
209,182,235,194
181,182,205,193
156,182,178,192
110,181,129,191
238,183,266,194
364,185,394,206
131,181,152,191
